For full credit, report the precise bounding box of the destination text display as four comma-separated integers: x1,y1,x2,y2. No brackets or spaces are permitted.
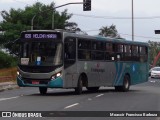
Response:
24,33,57,39
21,32,61,39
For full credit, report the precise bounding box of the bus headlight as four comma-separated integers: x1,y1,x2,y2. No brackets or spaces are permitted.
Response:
17,71,20,76
56,72,61,77
51,72,62,80
17,71,22,78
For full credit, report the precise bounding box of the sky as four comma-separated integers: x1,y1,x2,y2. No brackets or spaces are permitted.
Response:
1,0,160,42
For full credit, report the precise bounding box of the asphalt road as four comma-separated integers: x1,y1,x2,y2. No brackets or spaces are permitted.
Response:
0,77,160,120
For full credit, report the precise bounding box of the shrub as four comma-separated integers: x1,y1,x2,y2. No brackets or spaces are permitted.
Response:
0,51,18,69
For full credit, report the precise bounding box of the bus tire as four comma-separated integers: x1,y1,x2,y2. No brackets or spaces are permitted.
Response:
122,75,130,92
86,87,99,92
39,87,47,95
115,75,130,92
75,76,83,95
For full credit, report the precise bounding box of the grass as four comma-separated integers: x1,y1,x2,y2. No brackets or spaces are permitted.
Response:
0,67,17,83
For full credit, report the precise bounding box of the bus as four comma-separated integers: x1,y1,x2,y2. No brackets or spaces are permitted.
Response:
16,29,149,94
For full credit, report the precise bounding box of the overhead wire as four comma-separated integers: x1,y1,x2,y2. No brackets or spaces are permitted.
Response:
5,0,160,40
70,13,160,20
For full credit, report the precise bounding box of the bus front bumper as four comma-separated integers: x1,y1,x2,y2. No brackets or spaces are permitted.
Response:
17,76,63,88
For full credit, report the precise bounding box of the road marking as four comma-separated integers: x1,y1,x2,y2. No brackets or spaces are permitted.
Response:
95,94,104,98
0,96,19,102
150,80,156,83
88,98,92,101
64,103,79,109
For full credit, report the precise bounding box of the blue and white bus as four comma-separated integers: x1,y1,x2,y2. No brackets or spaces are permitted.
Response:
17,29,149,94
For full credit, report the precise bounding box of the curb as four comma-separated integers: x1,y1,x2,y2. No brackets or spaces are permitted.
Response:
0,82,20,92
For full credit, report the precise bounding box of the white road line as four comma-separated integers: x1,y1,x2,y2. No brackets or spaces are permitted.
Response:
88,98,92,101
95,94,104,98
64,103,79,109
150,80,155,83
0,96,19,102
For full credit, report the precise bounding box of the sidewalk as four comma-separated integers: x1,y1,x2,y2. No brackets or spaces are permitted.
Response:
0,82,19,92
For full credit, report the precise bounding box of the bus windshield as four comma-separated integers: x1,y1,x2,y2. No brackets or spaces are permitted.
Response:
20,41,62,66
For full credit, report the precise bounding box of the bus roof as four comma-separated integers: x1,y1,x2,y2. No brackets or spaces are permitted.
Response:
21,29,148,46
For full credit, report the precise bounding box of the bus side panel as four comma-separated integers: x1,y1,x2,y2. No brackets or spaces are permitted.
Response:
63,63,79,88
100,62,116,86
131,62,148,85
113,62,126,86
77,61,97,87
113,62,148,86
76,61,116,87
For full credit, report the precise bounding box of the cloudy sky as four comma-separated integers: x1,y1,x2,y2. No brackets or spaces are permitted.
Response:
1,0,160,42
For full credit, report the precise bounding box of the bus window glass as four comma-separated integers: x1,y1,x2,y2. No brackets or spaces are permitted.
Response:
105,42,113,52
116,44,124,60
21,42,62,66
105,42,114,60
139,46,148,62
124,45,131,61
78,39,91,60
92,41,104,51
64,41,76,60
78,39,91,49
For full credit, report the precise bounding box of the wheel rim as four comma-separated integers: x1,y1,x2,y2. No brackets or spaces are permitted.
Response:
125,79,129,89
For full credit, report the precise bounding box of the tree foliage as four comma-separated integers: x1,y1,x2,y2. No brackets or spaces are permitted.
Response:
99,24,120,38
0,2,77,51
0,51,17,68
148,40,160,66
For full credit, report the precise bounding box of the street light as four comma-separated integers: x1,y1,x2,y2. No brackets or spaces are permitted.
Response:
31,2,84,30
31,14,36,30
132,0,134,41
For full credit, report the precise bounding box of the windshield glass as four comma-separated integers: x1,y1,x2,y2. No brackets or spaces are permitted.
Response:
20,41,62,66
152,67,160,71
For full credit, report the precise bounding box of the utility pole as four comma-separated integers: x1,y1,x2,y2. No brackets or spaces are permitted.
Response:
132,0,134,41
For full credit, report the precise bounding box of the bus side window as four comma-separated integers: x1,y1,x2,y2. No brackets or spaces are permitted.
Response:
78,39,91,60
105,42,114,60
139,46,147,62
124,45,131,61
132,45,139,61
115,44,123,61
64,37,76,68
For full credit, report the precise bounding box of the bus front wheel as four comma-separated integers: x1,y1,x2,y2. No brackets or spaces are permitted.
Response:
75,76,83,95
39,87,47,95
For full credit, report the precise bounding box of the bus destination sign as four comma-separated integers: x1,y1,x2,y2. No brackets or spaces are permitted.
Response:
22,33,58,39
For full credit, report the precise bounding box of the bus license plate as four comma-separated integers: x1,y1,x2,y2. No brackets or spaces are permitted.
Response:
32,81,39,84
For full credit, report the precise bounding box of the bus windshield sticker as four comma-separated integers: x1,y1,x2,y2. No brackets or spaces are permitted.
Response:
21,58,29,65
36,56,41,65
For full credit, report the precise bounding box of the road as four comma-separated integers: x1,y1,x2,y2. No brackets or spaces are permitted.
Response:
0,77,160,120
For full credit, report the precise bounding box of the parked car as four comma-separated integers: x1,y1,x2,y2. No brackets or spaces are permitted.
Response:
151,67,160,78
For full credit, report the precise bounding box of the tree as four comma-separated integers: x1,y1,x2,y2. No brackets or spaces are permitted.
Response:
99,24,120,38
148,40,160,66
0,2,78,52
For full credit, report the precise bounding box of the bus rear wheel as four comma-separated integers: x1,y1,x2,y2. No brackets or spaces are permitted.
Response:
39,87,47,95
75,76,83,95
115,75,130,92
122,75,130,92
